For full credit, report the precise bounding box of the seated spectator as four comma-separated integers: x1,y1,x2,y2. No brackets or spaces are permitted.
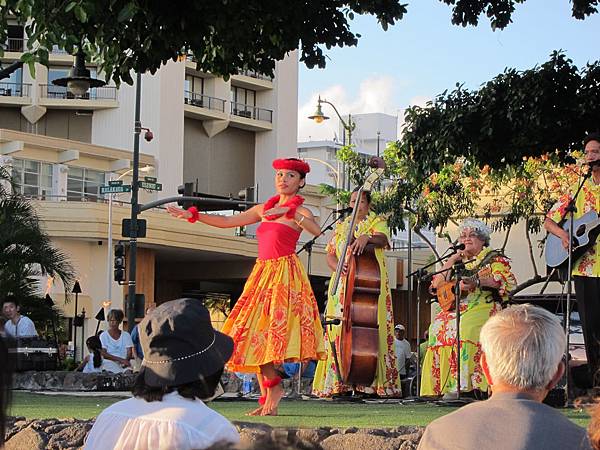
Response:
2,297,38,338
84,298,239,450
76,335,104,373
418,304,592,450
100,309,133,373
394,324,412,380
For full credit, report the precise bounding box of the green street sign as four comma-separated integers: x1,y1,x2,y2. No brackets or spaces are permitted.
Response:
139,181,162,191
144,176,157,183
100,184,132,194
108,180,124,187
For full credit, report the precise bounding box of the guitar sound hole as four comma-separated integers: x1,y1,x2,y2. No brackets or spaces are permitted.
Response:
576,225,586,237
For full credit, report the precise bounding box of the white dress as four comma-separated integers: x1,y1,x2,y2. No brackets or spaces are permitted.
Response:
99,330,134,373
82,353,105,373
84,392,240,450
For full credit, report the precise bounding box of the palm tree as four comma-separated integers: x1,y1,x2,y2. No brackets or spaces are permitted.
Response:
0,165,75,317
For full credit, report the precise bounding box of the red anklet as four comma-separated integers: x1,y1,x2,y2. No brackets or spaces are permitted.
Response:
262,376,282,388
258,395,266,406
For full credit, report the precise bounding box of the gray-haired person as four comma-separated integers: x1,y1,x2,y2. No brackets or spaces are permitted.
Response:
422,218,517,398
418,304,592,450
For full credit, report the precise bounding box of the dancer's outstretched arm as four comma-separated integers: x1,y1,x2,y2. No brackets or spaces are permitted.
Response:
167,204,263,228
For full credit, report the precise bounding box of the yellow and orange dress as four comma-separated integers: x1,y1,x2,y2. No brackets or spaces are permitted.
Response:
222,221,326,373
420,247,517,396
312,212,401,397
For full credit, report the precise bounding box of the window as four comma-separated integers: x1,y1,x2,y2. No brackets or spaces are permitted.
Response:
184,75,204,94
184,75,205,106
11,158,53,199
67,167,105,201
6,25,24,52
230,86,256,106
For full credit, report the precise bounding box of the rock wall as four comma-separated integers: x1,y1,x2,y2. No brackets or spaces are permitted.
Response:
4,417,424,450
12,371,137,392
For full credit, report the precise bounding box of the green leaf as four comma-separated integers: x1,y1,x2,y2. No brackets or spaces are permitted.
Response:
117,3,137,22
74,6,88,23
65,2,77,13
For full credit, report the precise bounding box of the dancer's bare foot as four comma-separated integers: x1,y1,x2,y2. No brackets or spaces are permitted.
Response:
260,383,284,416
245,406,263,416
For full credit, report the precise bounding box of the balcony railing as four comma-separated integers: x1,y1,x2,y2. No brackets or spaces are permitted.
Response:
238,69,273,81
0,82,31,97
39,84,118,100
231,102,273,123
2,37,24,52
184,91,226,112
50,45,69,54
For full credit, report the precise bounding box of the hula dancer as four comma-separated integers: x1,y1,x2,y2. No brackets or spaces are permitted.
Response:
167,158,326,415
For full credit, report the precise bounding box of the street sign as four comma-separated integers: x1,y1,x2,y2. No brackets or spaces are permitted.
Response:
144,176,157,183
100,184,131,194
108,180,124,186
138,181,162,191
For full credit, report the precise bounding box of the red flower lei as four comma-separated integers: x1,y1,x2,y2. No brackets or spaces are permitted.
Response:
262,195,304,220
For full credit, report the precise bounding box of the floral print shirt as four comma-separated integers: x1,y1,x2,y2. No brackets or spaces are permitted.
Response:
547,178,600,277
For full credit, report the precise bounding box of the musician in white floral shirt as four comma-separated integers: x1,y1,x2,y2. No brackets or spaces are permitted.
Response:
545,132,600,387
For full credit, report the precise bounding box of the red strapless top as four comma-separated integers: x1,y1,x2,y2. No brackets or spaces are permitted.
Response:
256,222,300,260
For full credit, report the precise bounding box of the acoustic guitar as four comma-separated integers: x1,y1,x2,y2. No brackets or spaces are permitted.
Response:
435,266,493,312
545,210,600,269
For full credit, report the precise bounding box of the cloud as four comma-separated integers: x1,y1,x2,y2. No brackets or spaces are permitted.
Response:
397,95,432,136
298,75,398,143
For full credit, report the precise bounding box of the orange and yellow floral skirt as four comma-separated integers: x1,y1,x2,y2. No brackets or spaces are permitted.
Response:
222,253,326,373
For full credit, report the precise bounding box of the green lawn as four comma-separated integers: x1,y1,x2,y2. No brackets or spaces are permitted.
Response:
9,392,591,428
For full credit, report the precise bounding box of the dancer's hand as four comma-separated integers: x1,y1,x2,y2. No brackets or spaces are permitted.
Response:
167,205,192,220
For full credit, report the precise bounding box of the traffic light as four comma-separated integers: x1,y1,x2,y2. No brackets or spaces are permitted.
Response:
114,242,126,284
177,183,194,209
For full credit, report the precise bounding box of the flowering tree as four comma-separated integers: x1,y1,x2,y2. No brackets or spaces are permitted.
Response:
331,52,599,292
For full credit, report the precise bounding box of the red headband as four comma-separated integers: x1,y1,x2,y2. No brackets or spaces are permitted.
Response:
272,158,310,176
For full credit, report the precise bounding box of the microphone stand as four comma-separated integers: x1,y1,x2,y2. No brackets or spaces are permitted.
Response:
297,211,349,390
406,247,465,400
555,167,593,405
297,210,348,275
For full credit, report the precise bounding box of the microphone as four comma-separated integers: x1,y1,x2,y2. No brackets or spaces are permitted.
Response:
450,243,466,251
334,207,353,214
588,160,600,168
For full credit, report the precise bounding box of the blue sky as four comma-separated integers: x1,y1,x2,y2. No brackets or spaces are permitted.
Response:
298,1,600,141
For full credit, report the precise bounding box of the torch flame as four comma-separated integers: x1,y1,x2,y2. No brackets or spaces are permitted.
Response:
44,276,54,296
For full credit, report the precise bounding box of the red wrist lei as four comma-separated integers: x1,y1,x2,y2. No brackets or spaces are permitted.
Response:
263,195,305,220
187,206,200,223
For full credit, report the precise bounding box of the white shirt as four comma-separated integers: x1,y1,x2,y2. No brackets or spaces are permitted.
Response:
84,392,240,450
4,315,38,338
82,353,105,373
394,338,412,376
99,330,133,373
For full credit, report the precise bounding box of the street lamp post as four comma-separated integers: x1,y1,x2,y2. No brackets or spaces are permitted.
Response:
308,96,356,190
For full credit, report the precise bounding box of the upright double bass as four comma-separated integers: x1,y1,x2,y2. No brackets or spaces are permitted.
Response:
330,157,386,386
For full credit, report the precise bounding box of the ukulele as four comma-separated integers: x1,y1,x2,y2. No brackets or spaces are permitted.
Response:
435,266,493,312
